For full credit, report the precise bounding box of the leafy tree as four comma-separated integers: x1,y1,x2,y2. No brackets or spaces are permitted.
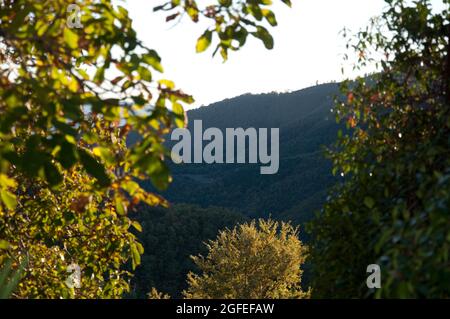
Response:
309,0,450,298
147,287,170,299
2,168,145,298
0,0,290,297
183,219,310,299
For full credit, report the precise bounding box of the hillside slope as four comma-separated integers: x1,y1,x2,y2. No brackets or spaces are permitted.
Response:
156,83,341,224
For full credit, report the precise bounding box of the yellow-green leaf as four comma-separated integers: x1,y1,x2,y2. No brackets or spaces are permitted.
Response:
143,50,164,73
0,240,10,250
262,9,277,26
130,243,141,269
364,197,375,209
1,190,17,210
115,196,126,216
63,28,79,49
131,221,142,232
0,174,17,188
196,30,212,53
158,79,175,89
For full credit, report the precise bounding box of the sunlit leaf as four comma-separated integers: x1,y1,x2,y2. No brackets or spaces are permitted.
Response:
196,30,212,53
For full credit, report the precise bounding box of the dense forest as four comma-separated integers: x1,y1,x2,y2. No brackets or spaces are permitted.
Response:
1,0,449,300
139,83,341,224
128,204,247,298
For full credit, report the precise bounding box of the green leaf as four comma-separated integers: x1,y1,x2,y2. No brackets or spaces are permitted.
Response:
172,102,184,115
57,141,78,169
142,50,164,73
137,66,152,82
0,174,16,188
186,6,199,22
150,167,171,191
1,190,17,210
136,242,144,254
115,196,126,216
0,240,10,250
130,243,141,270
196,30,212,53
234,28,248,47
79,150,111,187
131,221,142,232
248,4,263,21
172,102,185,128
63,28,79,49
252,26,274,49
116,5,129,19
122,180,140,196
158,79,175,89
44,161,63,186
93,66,105,85
262,9,277,26
220,46,228,61
364,197,375,209
93,147,115,166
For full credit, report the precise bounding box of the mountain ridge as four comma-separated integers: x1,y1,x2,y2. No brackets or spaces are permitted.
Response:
153,82,342,225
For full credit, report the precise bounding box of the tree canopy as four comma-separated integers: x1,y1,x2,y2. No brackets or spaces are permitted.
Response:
0,0,290,297
183,219,310,299
309,0,450,298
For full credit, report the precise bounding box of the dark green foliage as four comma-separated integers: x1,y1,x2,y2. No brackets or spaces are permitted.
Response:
156,0,292,60
309,0,450,298
0,256,27,299
129,204,246,298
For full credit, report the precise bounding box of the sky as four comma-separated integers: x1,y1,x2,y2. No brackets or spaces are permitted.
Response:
119,0,438,108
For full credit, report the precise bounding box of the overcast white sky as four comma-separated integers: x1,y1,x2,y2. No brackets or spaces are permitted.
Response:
120,0,442,108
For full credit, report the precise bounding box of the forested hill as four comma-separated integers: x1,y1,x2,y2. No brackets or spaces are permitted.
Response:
155,82,342,225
